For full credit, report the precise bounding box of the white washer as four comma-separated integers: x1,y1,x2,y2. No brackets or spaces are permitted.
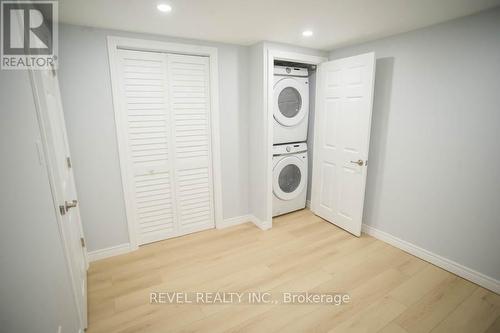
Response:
273,66,309,144
273,142,308,217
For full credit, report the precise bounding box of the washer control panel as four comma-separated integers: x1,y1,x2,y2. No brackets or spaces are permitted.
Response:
273,142,307,155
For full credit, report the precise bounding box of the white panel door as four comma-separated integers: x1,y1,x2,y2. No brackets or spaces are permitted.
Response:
311,53,376,236
31,68,88,328
168,54,215,234
115,50,214,245
117,50,177,245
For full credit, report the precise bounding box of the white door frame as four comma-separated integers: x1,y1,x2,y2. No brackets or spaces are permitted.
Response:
107,36,223,250
29,69,88,330
265,50,327,227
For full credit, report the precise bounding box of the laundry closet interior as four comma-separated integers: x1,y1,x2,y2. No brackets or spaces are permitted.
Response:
271,61,316,217
248,47,376,236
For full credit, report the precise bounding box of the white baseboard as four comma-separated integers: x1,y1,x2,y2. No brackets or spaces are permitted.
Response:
362,224,500,294
87,215,271,262
217,215,254,229
219,214,272,231
87,243,132,262
250,215,272,230
220,214,272,231
306,199,311,208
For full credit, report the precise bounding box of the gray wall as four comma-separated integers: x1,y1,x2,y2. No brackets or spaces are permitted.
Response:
58,24,250,251
0,71,80,332
330,8,500,280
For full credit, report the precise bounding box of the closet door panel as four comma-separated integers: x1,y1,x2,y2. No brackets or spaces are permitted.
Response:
168,54,214,232
117,50,176,244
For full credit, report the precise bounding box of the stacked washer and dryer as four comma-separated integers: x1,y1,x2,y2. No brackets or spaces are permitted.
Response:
272,65,311,217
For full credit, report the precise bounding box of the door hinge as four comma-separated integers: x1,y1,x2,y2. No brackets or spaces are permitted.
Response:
80,237,85,247
59,205,66,216
66,156,72,168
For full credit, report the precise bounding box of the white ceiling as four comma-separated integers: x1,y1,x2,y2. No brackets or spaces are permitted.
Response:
58,0,500,50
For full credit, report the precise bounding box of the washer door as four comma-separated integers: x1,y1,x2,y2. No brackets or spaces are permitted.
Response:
273,156,306,200
274,77,309,127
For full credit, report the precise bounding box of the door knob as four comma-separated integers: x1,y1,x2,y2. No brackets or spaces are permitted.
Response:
350,159,364,166
65,200,78,211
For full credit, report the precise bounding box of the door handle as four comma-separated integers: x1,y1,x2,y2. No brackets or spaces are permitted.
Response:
65,200,78,211
350,159,364,166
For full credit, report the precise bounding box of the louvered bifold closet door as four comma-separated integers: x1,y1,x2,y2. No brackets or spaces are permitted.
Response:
167,54,215,234
117,50,176,245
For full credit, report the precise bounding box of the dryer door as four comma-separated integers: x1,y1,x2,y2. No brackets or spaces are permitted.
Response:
274,78,309,127
273,156,306,200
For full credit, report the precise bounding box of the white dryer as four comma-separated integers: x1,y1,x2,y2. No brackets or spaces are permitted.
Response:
273,142,308,217
273,65,309,144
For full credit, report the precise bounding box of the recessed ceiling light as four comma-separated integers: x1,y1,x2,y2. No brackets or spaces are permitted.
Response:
157,3,172,13
302,30,313,37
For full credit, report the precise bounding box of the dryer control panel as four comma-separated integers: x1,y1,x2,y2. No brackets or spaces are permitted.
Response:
274,65,308,77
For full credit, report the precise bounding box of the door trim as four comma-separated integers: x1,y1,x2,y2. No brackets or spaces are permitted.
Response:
107,36,223,250
265,50,327,228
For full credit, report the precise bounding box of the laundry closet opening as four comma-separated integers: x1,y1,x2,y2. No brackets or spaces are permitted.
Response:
272,60,317,218
107,37,223,249
266,50,376,237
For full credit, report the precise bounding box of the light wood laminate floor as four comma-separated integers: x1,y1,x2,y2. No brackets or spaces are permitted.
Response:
87,209,499,333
